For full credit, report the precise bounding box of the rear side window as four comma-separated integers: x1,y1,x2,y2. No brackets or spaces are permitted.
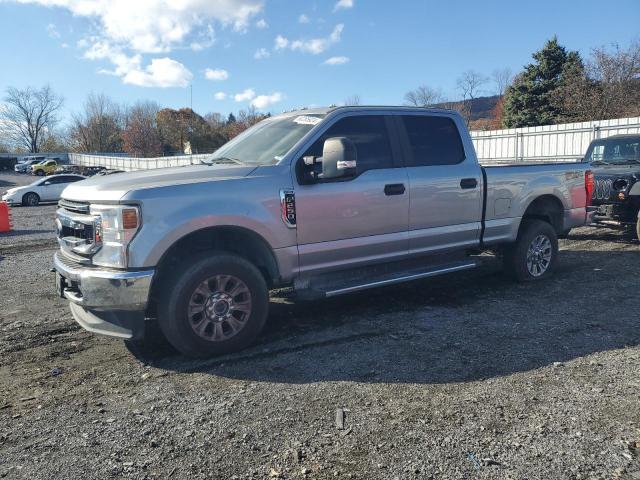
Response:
401,115,465,166
304,115,394,172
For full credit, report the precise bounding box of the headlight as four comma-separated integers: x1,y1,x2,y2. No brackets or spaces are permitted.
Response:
90,204,141,268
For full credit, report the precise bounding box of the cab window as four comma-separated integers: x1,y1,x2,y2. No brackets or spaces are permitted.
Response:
302,115,395,173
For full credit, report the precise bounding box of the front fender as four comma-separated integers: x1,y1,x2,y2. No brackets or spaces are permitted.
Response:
125,177,296,268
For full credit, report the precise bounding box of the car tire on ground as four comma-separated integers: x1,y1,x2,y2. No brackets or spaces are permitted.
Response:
636,215,640,240
35,170,44,176
504,219,558,282
22,192,40,207
157,253,269,358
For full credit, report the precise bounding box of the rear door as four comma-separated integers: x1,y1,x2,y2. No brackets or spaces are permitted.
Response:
396,113,483,255
294,113,409,274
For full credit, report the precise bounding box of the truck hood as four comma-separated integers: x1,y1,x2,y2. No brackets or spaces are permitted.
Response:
61,164,257,203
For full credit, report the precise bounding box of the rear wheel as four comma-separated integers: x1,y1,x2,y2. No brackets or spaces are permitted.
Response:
504,219,558,282
35,170,44,176
157,253,269,358
22,192,40,207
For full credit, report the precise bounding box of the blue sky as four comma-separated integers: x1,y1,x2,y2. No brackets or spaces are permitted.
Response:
0,0,638,121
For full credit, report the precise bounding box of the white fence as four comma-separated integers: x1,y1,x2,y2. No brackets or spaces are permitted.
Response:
68,152,213,171
67,116,640,171
472,116,640,164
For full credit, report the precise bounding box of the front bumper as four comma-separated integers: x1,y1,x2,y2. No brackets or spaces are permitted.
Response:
53,251,154,340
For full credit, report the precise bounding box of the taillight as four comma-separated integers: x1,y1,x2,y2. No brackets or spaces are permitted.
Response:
585,170,595,207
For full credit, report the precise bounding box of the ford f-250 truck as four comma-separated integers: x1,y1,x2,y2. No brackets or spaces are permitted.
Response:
53,107,594,357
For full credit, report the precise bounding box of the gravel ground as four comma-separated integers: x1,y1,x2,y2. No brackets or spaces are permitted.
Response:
1,170,639,479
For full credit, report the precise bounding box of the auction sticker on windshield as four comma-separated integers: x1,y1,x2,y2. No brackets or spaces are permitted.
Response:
293,115,322,125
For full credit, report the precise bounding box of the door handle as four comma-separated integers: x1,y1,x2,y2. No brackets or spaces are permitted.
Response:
460,178,478,189
384,183,406,196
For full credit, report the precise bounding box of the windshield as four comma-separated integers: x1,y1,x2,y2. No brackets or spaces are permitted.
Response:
205,114,325,166
588,138,640,165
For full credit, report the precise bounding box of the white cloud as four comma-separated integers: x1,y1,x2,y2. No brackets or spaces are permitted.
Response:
204,68,229,81
323,55,349,65
274,34,289,50
214,91,227,100
255,18,268,29
16,0,264,53
334,0,354,11
274,24,343,55
123,57,193,88
234,88,256,102
251,92,284,109
254,47,270,59
46,23,60,39
84,41,192,87
298,14,310,24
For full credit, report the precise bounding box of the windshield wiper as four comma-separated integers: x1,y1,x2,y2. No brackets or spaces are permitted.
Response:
591,160,610,165
201,156,243,165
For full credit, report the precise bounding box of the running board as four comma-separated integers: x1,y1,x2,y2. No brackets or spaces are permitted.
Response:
296,259,478,300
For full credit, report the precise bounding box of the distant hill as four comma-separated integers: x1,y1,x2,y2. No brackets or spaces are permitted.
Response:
435,94,501,121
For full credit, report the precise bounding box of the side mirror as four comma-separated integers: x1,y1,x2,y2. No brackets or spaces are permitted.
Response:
321,137,357,179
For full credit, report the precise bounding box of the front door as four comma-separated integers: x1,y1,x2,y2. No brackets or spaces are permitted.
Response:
294,114,409,275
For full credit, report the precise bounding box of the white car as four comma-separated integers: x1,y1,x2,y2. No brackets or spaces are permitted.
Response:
1,174,86,206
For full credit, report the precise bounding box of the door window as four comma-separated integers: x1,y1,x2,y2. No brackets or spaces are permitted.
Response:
401,115,465,166
303,115,395,173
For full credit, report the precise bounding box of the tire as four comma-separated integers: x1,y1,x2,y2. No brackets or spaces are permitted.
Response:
636,216,640,240
157,253,269,358
504,219,558,282
35,170,44,176
22,192,40,207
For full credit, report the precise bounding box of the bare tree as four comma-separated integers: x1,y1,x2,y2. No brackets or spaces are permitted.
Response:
0,85,63,152
456,70,488,124
491,67,513,97
590,40,640,118
122,101,162,157
343,94,362,106
204,112,225,129
403,86,443,107
70,93,124,153
237,105,263,127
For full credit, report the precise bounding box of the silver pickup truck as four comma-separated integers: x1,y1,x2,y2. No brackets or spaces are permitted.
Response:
53,106,594,357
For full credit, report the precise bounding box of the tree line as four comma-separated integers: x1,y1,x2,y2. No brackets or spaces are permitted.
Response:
404,37,640,130
0,90,268,155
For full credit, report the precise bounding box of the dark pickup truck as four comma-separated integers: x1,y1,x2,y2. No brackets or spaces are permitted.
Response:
585,134,640,238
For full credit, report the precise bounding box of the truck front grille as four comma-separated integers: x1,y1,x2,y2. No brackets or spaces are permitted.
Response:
58,199,90,214
56,200,99,257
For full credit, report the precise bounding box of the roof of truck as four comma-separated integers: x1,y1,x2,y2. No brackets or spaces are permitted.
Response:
275,105,461,117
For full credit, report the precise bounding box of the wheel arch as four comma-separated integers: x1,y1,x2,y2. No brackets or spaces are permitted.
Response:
520,194,565,234
22,191,40,204
147,225,281,317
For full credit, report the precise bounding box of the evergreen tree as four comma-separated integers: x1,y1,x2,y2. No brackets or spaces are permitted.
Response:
502,37,582,128
227,112,237,124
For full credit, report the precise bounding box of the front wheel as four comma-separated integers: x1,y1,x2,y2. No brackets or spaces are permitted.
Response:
504,219,558,282
22,192,40,207
157,253,269,358
34,170,44,176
